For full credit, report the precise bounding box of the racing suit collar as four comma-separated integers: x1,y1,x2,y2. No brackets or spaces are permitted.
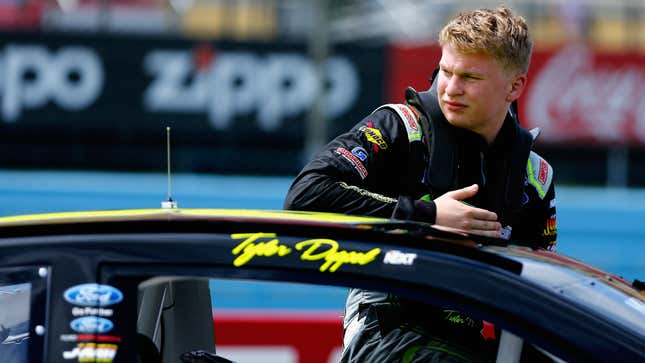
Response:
489,112,520,155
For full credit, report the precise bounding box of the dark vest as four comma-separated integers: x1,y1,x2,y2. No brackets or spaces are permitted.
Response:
404,80,534,227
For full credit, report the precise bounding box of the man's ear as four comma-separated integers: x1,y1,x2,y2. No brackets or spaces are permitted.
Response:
507,74,527,102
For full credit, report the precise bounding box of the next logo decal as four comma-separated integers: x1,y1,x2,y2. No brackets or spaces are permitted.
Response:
383,250,417,266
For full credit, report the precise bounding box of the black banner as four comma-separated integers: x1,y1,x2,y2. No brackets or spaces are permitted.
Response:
0,32,386,174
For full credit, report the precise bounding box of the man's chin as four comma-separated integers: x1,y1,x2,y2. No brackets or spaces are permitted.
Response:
444,115,467,128
441,107,463,121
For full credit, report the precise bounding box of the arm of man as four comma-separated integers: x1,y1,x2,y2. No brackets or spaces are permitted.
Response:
284,109,409,218
284,106,502,239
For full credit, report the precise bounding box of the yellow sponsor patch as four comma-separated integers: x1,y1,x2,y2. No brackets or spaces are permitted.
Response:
359,126,388,150
543,217,557,237
231,232,381,273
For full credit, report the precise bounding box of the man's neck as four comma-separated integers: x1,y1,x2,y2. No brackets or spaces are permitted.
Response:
481,113,509,145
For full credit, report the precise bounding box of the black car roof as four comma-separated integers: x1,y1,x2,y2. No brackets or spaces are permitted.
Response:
0,208,643,362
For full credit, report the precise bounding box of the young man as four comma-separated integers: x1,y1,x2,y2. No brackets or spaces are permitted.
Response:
285,6,556,362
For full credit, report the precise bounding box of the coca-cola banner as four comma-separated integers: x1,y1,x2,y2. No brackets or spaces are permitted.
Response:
386,43,645,145
523,45,645,145
0,32,386,173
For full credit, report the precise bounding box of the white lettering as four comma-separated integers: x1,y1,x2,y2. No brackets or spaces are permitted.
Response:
4,45,49,120
0,44,104,122
143,51,205,112
60,334,78,342
144,49,360,131
324,57,358,119
207,52,259,129
257,53,316,131
72,306,114,317
383,250,417,266
52,47,103,110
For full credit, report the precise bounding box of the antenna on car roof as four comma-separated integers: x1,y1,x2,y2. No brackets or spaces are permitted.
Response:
161,126,178,209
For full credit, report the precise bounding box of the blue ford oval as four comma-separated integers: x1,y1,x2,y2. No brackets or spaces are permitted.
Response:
63,283,123,307
70,316,114,334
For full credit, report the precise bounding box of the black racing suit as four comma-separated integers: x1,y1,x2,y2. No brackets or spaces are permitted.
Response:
284,84,557,362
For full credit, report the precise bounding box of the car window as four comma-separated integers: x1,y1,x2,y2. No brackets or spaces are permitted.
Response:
134,276,572,363
211,279,345,363
0,266,48,363
0,282,31,363
137,277,346,363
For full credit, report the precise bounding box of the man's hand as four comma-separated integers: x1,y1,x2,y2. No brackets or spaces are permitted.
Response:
434,184,501,238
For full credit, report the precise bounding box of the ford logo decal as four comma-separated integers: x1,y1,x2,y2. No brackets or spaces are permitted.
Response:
70,316,114,334
63,283,123,307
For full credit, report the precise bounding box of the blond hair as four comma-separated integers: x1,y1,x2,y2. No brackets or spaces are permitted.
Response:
439,6,533,74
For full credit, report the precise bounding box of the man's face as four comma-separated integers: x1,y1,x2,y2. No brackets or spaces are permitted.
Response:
437,44,524,142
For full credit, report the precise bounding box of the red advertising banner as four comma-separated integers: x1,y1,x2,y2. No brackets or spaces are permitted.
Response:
213,311,343,363
386,43,441,103
523,45,645,145
387,43,645,145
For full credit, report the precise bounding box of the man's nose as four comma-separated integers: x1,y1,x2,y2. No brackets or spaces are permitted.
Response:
445,76,464,96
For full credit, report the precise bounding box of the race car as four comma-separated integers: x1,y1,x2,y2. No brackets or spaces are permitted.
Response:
0,208,643,363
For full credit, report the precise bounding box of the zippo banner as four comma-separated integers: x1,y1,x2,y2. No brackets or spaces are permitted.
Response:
386,43,645,145
0,33,386,173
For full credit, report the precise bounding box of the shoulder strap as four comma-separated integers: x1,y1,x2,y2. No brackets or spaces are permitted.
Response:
373,104,422,143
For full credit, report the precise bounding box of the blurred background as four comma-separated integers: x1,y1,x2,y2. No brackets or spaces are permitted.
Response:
0,1,642,361
0,0,642,181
